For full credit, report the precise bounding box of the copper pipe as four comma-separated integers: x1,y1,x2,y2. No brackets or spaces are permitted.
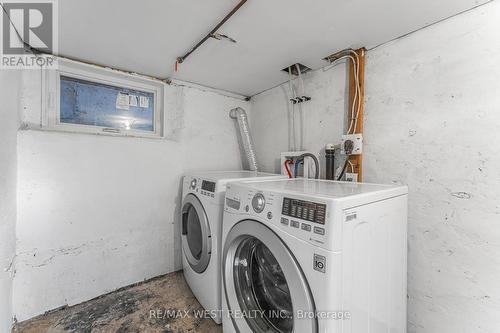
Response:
177,0,248,64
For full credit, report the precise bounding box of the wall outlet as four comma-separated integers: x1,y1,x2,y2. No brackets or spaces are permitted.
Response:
345,173,358,182
341,134,363,155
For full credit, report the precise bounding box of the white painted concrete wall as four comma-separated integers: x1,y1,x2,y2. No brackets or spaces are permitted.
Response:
251,64,348,176
364,2,500,331
13,70,250,321
251,2,500,332
0,71,21,333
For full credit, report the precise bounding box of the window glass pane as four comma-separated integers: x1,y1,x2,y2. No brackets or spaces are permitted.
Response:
60,76,155,131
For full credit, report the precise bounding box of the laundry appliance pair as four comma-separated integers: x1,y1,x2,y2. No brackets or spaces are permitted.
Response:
181,172,408,333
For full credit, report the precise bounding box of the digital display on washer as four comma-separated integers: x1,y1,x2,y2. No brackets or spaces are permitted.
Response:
282,198,326,224
201,180,216,192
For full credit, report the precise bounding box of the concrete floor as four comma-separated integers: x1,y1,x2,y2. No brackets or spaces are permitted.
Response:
13,271,222,333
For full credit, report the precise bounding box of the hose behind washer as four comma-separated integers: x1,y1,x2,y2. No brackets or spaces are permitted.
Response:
294,153,319,179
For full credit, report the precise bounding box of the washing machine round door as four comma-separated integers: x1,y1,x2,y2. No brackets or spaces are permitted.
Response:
181,194,211,273
223,220,317,333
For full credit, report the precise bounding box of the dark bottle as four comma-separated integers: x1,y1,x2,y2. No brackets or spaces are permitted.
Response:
325,144,335,180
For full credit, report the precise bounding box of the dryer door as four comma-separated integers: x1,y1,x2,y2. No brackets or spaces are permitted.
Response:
223,220,317,333
181,194,211,273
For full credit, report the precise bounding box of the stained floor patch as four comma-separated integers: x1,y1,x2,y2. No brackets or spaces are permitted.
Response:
13,271,222,333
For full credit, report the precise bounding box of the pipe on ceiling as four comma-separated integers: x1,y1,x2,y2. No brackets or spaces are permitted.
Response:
176,0,248,65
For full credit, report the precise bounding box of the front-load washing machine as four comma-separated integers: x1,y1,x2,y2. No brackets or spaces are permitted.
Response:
181,171,286,324
222,178,408,333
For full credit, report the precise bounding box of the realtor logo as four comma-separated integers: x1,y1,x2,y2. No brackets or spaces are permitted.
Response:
1,0,58,69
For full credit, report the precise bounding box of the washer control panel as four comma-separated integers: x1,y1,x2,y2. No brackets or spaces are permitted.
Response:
282,197,326,224
224,187,330,249
201,180,216,193
280,217,325,236
279,197,328,243
187,177,216,199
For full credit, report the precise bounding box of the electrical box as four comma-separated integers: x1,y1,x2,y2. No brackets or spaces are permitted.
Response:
280,151,317,178
341,134,363,155
345,173,359,182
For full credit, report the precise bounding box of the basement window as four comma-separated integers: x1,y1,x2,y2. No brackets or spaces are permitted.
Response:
42,59,165,138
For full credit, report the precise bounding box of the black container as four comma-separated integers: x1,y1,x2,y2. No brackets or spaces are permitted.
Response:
325,144,335,180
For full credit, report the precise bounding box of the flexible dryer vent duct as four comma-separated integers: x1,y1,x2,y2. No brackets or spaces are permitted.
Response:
229,107,259,171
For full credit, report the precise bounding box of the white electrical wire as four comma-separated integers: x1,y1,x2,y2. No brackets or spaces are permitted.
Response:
288,66,297,151
348,160,355,173
290,80,304,151
324,54,360,135
286,68,293,151
285,88,293,151
295,85,305,151
295,63,305,97
321,50,362,180
287,64,310,151
347,50,362,134
345,55,360,135
295,63,306,150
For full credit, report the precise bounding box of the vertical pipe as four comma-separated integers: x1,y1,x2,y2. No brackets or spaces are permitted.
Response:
325,144,335,180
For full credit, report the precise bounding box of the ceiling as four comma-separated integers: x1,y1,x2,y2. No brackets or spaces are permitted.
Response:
59,0,489,97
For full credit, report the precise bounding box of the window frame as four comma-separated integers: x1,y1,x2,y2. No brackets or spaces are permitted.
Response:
42,59,165,138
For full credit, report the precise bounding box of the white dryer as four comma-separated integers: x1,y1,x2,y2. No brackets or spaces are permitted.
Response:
222,178,408,333
181,171,286,324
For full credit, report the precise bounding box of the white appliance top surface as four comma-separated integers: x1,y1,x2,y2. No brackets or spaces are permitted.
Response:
236,178,408,199
188,170,281,182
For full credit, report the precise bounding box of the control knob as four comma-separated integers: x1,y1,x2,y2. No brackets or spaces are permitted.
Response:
252,193,266,213
190,179,197,189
